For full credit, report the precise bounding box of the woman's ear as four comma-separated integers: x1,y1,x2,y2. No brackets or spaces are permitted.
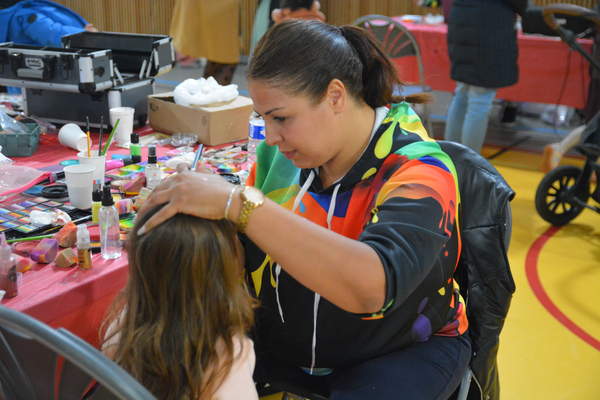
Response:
327,79,346,114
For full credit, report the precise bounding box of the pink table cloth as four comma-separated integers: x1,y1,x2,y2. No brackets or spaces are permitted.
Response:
1,126,157,347
2,126,246,346
393,20,593,110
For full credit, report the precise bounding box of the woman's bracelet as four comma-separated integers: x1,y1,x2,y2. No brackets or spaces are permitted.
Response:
223,186,238,220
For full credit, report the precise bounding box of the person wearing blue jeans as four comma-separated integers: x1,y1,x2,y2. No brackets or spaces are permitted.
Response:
444,0,528,154
445,82,498,154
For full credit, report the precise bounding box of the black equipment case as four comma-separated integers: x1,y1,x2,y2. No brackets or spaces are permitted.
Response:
0,32,174,129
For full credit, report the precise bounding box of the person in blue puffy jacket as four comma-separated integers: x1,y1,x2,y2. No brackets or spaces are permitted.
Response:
0,0,96,93
0,0,96,47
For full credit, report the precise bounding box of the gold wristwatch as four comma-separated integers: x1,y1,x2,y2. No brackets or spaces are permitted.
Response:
236,186,265,233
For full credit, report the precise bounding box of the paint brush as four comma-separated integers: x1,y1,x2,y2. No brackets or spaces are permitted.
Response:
86,116,91,157
190,143,204,171
7,234,54,244
98,116,104,155
101,119,120,157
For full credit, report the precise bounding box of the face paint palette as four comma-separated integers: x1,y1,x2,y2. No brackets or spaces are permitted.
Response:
1,196,92,241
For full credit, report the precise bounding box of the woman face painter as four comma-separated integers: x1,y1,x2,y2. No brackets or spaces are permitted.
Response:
136,20,470,400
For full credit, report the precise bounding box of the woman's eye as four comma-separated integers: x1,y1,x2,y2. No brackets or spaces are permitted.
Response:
273,116,286,123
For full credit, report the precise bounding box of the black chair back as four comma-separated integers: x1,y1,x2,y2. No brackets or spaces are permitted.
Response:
439,141,516,400
0,305,157,400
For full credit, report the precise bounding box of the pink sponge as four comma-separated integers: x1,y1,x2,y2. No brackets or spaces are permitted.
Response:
115,198,133,214
14,254,32,273
122,175,146,194
54,248,78,268
30,238,59,264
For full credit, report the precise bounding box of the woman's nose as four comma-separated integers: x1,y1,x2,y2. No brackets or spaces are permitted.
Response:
264,125,282,147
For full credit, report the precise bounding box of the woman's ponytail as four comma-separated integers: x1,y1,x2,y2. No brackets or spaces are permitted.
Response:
247,20,431,108
339,25,432,107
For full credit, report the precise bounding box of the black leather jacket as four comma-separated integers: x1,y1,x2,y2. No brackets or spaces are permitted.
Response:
439,141,516,400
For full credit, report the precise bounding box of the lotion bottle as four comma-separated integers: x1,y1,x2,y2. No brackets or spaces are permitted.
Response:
76,224,93,270
145,145,161,190
99,186,121,259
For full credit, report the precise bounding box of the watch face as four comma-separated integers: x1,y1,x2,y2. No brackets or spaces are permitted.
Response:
244,186,265,203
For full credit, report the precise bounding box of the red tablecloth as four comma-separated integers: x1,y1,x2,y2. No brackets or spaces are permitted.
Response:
0,253,128,348
0,126,185,347
393,20,593,109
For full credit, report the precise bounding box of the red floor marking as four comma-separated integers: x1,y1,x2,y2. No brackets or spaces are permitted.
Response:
525,226,600,352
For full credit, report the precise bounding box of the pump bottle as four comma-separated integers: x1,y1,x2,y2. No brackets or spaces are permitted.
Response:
130,133,141,164
145,145,161,190
91,190,102,224
98,186,121,259
76,224,93,270
0,232,18,298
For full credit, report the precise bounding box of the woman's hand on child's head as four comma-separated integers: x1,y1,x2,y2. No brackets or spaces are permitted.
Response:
137,168,238,235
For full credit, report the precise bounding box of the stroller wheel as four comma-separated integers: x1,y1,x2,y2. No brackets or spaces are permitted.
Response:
535,165,590,226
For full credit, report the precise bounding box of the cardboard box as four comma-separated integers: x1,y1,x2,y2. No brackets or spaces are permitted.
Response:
148,93,254,146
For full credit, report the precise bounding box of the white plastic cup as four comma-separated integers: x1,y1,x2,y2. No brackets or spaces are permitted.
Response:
58,123,88,151
78,150,106,190
109,107,135,145
63,164,95,209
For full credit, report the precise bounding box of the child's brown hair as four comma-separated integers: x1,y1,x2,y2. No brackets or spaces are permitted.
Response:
102,204,256,399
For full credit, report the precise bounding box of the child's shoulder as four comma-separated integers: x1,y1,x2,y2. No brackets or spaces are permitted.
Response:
207,335,258,400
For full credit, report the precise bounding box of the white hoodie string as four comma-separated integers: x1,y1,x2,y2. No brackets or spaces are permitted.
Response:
274,170,317,324
309,182,341,374
275,169,342,374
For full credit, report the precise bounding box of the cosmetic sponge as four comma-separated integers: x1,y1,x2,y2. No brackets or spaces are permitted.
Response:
30,238,59,264
53,222,78,247
54,248,78,268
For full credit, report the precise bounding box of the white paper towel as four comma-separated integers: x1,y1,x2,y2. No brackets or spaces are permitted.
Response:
173,76,239,107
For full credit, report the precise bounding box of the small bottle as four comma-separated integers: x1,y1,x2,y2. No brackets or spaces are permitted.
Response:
247,111,265,171
0,232,18,298
76,224,93,270
91,190,102,224
145,145,161,190
98,186,121,260
130,133,141,164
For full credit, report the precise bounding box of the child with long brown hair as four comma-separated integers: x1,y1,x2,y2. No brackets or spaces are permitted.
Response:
101,204,258,400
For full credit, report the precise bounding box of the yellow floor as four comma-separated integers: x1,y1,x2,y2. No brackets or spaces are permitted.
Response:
260,147,600,400
494,159,600,399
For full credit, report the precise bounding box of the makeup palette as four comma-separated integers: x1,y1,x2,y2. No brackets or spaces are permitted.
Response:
2,197,91,241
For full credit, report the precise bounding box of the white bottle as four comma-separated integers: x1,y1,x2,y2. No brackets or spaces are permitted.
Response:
99,186,121,259
145,145,161,190
0,232,17,298
247,111,265,171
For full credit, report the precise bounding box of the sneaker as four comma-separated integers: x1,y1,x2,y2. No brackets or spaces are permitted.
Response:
500,102,519,125
542,143,563,173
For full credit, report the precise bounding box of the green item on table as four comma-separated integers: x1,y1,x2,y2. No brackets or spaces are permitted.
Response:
7,234,54,244
101,119,120,157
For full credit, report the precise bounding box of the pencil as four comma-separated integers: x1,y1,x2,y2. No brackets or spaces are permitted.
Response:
86,116,91,157
98,116,104,155
191,143,204,171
